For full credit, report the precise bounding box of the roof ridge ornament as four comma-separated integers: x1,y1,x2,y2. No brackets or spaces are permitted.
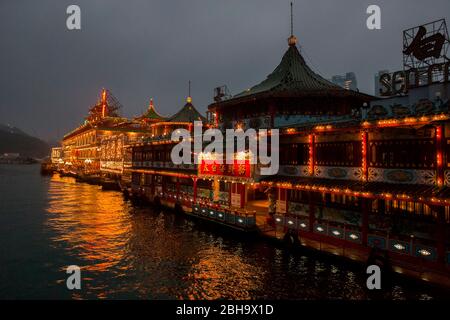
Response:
288,2,297,46
149,98,154,110
186,80,193,103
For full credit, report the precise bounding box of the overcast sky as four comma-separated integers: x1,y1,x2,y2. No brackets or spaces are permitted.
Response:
1,0,449,141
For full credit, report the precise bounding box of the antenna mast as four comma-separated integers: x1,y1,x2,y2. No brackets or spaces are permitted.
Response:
288,2,298,46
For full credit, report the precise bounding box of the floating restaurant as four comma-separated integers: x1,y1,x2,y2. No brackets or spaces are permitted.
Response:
54,18,450,286
59,89,150,179
124,93,208,209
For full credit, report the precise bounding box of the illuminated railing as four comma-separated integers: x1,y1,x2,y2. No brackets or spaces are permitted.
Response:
272,213,439,261
160,191,194,205
131,161,196,170
192,203,256,228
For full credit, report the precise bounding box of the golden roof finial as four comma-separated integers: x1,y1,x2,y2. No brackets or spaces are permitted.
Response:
186,80,192,103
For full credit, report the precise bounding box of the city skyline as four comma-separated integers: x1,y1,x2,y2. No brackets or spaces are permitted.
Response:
330,72,358,91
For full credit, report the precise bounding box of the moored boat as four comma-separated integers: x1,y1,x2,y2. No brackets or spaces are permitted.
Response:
40,161,54,175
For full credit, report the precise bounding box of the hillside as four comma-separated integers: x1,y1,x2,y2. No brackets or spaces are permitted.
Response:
0,124,50,159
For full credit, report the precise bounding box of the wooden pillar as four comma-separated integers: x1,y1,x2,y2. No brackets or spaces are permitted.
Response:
361,198,370,246
176,177,180,200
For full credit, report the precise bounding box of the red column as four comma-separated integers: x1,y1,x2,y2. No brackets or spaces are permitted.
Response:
436,125,444,186
308,134,315,176
361,131,369,181
193,178,197,203
215,112,219,127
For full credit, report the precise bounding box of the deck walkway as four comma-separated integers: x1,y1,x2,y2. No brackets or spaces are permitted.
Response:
245,200,270,227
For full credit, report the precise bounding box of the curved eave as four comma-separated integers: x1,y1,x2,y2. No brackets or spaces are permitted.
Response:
63,117,134,140
279,112,449,135
63,124,91,140
134,116,167,123
149,121,192,127
209,88,374,110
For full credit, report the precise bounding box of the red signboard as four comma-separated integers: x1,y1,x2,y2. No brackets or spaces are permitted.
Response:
199,160,250,178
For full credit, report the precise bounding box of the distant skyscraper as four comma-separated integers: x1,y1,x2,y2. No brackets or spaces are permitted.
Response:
330,72,358,91
374,70,389,96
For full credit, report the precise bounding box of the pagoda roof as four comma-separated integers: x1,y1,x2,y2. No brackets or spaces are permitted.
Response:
235,44,341,98
210,43,372,108
137,99,167,122
168,98,206,123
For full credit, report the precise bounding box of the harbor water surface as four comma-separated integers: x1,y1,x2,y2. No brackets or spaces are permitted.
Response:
0,164,448,299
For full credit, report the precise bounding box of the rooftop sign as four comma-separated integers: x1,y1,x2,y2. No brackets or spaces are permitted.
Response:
379,19,450,97
403,19,449,68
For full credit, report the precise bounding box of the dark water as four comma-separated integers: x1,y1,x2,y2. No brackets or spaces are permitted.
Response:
0,164,448,299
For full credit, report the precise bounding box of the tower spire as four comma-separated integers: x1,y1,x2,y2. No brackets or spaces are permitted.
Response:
186,80,192,103
288,2,297,46
149,98,153,110
290,1,293,37
101,88,107,118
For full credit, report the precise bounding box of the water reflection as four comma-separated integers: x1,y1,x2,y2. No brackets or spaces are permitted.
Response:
46,174,131,273
43,173,447,300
